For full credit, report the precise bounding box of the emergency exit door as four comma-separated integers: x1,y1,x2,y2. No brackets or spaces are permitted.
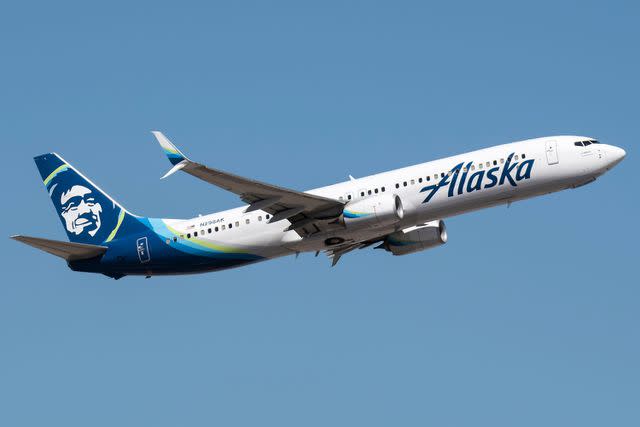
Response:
545,140,559,165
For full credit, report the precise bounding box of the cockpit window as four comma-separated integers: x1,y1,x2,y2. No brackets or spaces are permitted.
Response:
575,139,600,147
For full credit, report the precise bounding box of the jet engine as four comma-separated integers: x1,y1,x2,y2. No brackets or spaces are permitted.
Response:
342,194,404,229
379,220,447,256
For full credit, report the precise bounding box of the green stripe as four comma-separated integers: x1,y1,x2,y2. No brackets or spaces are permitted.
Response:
104,209,126,243
43,165,69,186
165,223,250,254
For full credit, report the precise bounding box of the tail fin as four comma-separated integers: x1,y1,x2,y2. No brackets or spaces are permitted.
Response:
34,153,136,245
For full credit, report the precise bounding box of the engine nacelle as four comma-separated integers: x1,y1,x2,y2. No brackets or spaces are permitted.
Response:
343,194,404,229
381,220,447,256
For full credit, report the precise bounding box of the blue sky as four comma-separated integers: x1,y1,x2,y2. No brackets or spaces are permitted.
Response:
1,1,638,426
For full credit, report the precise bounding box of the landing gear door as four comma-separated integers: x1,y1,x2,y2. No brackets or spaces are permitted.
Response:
545,140,559,165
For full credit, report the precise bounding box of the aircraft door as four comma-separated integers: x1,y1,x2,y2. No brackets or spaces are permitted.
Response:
545,140,559,165
136,237,151,263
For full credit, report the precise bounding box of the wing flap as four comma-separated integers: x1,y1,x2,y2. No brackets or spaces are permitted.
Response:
11,235,108,261
323,235,387,266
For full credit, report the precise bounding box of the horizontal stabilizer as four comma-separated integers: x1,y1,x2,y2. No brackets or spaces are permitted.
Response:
11,235,108,261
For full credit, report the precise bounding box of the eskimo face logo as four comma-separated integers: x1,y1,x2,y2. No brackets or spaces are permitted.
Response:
420,153,534,204
59,185,103,236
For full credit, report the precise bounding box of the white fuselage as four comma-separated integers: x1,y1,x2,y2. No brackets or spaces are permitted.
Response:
162,136,625,260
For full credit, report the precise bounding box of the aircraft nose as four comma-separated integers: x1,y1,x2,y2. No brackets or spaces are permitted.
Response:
608,146,626,166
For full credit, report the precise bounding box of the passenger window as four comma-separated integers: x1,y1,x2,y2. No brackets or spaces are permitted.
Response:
381,187,385,192
500,158,504,164
347,194,352,200
426,176,431,181
235,221,239,227
173,237,177,242
166,239,170,244
258,216,262,221
522,154,526,159
194,231,198,237
229,224,232,229
403,181,407,187
222,225,226,230
266,214,270,220
374,188,379,194
486,162,490,168
215,227,219,232
462,167,467,172
187,233,191,239
180,234,184,239
471,165,475,171
418,177,423,183
410,179,415,185
339,196,344,202
440,173,445,178
361,191,365,197
245,219,250,224
395,183,399,189
514,155,518,161
208,228,212,234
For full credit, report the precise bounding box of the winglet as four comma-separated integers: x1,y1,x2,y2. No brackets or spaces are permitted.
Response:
152,131,190,166
160,161,188,179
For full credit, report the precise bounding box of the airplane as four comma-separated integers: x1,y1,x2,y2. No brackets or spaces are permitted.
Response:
11,133,626,279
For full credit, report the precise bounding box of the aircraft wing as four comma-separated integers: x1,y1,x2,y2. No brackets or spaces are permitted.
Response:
11,235,108,261
152,131,345,236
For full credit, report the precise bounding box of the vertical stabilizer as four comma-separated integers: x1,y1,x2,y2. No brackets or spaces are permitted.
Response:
34,153,137,245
